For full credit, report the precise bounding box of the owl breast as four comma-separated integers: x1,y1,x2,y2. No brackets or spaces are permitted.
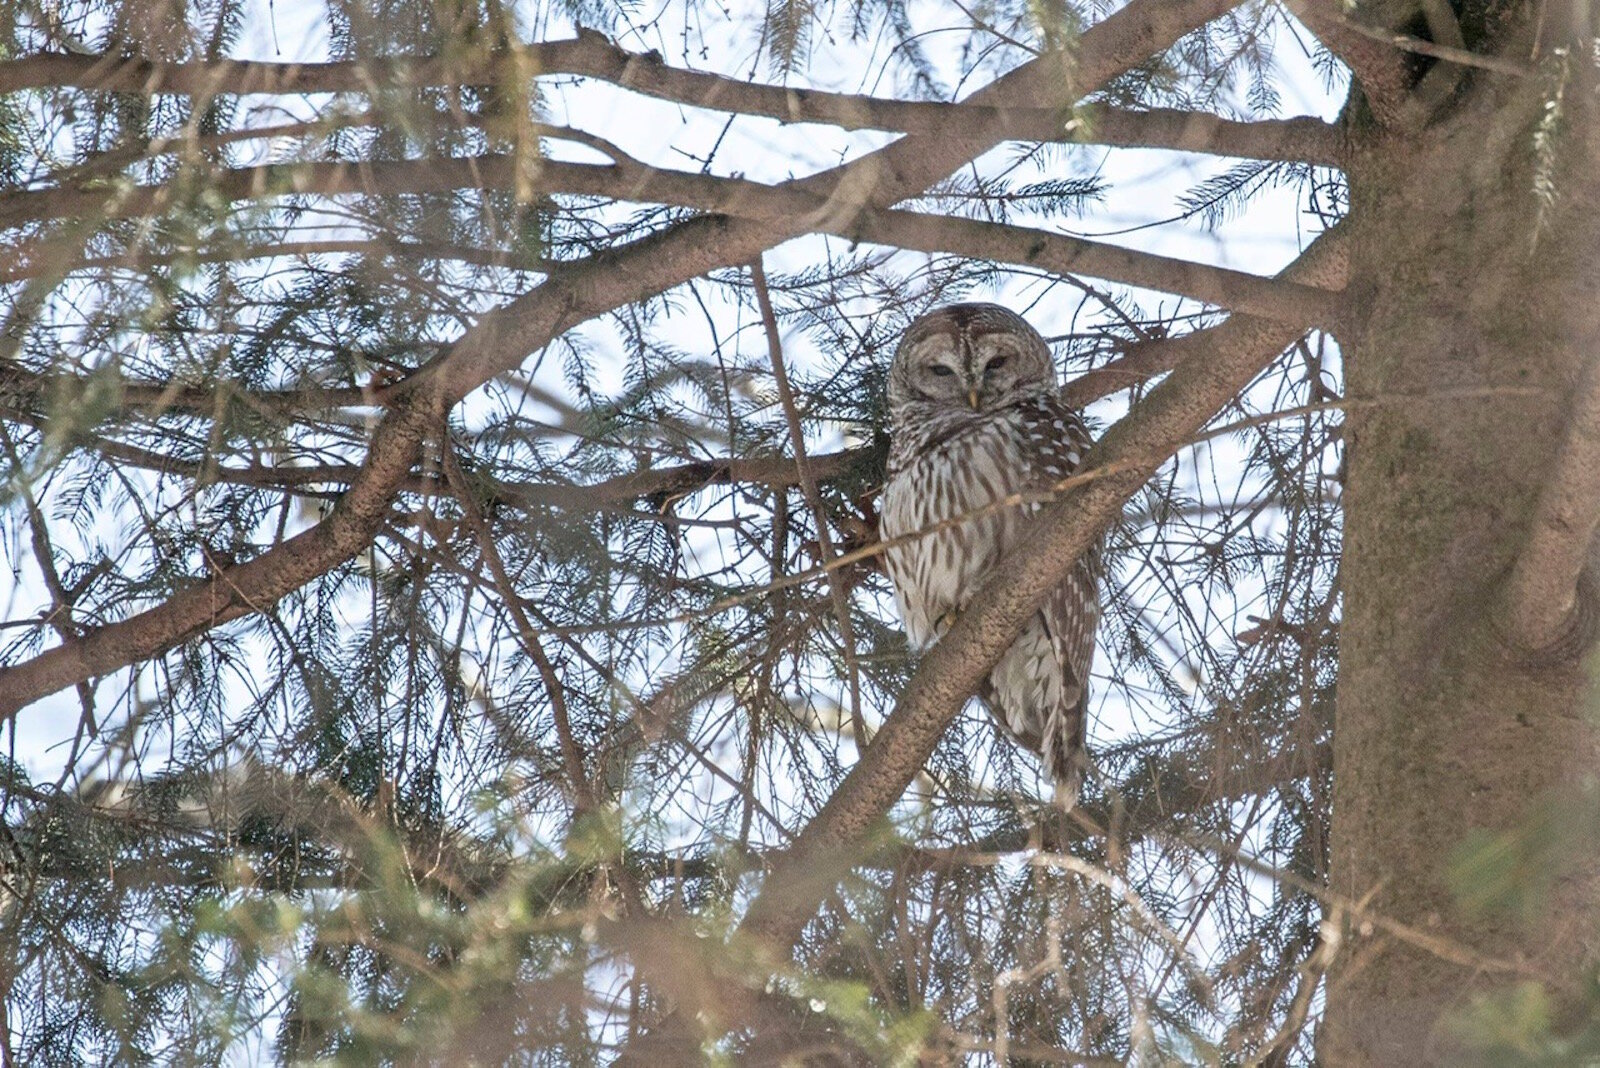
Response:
880,406,1036,650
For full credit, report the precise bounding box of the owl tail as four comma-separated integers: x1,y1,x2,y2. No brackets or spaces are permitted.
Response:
1045,697,1089,811
1052,759,1085,811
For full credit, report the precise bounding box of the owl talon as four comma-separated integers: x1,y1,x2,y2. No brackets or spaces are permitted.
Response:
935,610,960,636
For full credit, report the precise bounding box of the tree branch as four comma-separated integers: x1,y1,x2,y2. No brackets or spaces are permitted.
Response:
1502,351,1600,654
0,50,492,95
853,210,1340,326
1282,1,1411,125
0,155,532,232
0,238,552,284
0,395,442,719
1077,106,1344,166
1313,10,1530,78
0,360,373,416
2,151,1339,327
0,33,1343,166
737,226,1347,949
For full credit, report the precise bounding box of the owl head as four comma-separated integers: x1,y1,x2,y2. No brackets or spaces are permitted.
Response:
887,303,1055,414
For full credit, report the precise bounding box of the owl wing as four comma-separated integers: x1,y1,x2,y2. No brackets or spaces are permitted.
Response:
1016,395,1101,713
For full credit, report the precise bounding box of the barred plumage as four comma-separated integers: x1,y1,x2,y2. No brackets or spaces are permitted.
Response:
881,303,1100,807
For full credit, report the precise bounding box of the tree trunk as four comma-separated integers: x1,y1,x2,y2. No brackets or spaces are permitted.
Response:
1324,51,1600,1063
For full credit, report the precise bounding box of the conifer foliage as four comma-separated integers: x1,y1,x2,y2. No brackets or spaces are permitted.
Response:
2,0,1589,1062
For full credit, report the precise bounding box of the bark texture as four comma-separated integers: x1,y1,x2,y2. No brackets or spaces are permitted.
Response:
1325,52,1600,1063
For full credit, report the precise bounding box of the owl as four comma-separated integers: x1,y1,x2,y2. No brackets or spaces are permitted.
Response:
880,303,1100,807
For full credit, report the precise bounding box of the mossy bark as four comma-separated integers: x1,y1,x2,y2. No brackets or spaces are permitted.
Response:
1323,56,1600,1064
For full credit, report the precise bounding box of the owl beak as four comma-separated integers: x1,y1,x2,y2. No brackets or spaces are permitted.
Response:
967,386,981,410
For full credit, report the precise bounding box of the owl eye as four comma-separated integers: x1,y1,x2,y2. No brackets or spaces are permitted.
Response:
928,365,956,377
986,355,1009,372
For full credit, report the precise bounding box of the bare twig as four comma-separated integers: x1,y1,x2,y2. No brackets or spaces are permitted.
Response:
750,257,865,732
442,442,595,810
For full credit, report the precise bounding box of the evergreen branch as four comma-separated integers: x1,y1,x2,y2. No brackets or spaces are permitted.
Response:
0,50,498,95
0,361,373,416
0,238,553,284
736,225,1348,951
2,150,1339,326
0,155,534,231
1280,1,1412,125
0,32,1343,165
0,396,441,719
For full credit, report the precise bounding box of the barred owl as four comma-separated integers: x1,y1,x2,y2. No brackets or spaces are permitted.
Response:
881,303,1100,807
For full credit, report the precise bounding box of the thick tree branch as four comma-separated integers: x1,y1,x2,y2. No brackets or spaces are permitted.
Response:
2,151,1337,326
0,395,442,718
1283,1,1411,124
0,33,1342,166
1079,106,1344,166
1502,351,1600,654
738,227,1347,949
853,210,1340,326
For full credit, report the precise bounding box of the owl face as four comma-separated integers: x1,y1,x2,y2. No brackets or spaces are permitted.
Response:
888,303,1055,414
